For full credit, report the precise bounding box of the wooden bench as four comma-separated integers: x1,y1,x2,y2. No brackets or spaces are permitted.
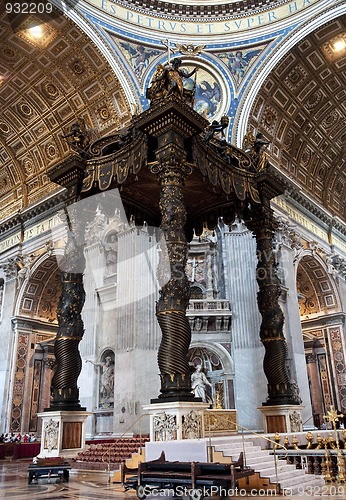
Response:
125,452,254,499
28,457,71,484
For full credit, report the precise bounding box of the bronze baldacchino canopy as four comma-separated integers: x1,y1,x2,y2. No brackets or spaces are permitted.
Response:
48,57,300,412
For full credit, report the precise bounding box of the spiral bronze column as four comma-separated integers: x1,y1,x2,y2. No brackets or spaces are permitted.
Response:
133,93,208,402
48,214,86,411
150,157,197,402
248,204,299,405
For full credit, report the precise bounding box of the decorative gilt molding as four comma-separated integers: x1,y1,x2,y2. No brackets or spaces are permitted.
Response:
204,409,237,434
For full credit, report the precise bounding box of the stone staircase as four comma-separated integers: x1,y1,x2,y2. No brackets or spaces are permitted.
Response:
210,436,325,495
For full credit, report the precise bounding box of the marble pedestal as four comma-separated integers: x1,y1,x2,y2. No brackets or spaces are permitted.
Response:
258,405,304,433
143,401,210,442
37,411,91,459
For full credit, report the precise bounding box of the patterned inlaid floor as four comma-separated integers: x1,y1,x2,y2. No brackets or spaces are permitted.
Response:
2,459,346,499
0,460,131,499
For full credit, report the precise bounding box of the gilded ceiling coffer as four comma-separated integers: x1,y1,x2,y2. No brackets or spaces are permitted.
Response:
48,57,300,407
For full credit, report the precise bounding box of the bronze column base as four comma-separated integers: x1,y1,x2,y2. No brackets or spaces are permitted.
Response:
151,373,200,403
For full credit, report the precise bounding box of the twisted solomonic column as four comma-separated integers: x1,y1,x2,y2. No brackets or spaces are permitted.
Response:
248,204,300,405
49,213,86,411
150,159,198,401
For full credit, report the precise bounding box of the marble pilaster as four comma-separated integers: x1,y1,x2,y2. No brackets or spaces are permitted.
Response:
279,243,313,425
222,222,266,430
306,354,324,426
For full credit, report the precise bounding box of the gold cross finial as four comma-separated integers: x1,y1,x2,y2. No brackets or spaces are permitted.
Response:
161,39,173,64
324,405,343,424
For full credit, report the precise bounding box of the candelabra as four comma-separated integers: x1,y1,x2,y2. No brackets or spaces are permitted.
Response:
324,406,346,483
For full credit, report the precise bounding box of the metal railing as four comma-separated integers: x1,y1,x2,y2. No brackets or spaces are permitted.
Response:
238,423,287,494
206,419,287,494
100,413,150,483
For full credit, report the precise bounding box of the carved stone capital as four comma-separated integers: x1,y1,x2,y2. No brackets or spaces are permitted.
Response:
1,259,17,280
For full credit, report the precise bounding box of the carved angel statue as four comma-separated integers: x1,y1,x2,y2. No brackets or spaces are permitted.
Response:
203,115,229,142
175,43,205,55
16,254,35,287
61,119,90,158
146,58,198,104
146,64,166,101
242,131,270,171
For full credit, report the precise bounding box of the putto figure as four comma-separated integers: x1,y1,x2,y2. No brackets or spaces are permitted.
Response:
146,58,198,104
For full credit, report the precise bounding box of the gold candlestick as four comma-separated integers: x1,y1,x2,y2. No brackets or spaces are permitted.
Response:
316,433,323,450
329,433,336,450
324,439,333,483
306,431,313,449
274,432,281,450
337,448,346,483
324,405,345,483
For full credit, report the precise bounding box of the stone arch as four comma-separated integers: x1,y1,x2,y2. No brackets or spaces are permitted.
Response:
296,253,340,318
10,251,63,433
188,342,235,409
235,4,344,146
15,251,63,321
242,12,346,221
64,7,139,108
296,252,345,427
190,283,205,299
0,11,134,221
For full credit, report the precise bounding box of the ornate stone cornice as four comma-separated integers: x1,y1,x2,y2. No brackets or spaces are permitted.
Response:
11,316,59,335
0,190,67,237
301,312,346,330
1,259,17,281
269,164,346,238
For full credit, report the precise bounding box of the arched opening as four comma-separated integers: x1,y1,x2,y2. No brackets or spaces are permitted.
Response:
188,345,234,409
297,254,344,428
10,255,61,433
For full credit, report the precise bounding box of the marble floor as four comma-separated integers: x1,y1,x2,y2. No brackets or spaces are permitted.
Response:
1,459,346,499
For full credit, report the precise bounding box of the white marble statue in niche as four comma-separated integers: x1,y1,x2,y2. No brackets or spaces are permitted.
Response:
191,364,212,403
104,232,118,276
86,355,115,408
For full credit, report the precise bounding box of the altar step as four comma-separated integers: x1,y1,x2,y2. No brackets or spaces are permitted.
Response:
210,437,325,495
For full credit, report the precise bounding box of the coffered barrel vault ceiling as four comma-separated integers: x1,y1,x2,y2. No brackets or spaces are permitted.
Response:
249,15,346,222
0,7,345,223
0,9,132,222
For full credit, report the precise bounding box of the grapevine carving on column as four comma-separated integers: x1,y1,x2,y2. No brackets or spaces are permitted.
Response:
50,209,86,411
150,158,196,401
248,204,299,405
